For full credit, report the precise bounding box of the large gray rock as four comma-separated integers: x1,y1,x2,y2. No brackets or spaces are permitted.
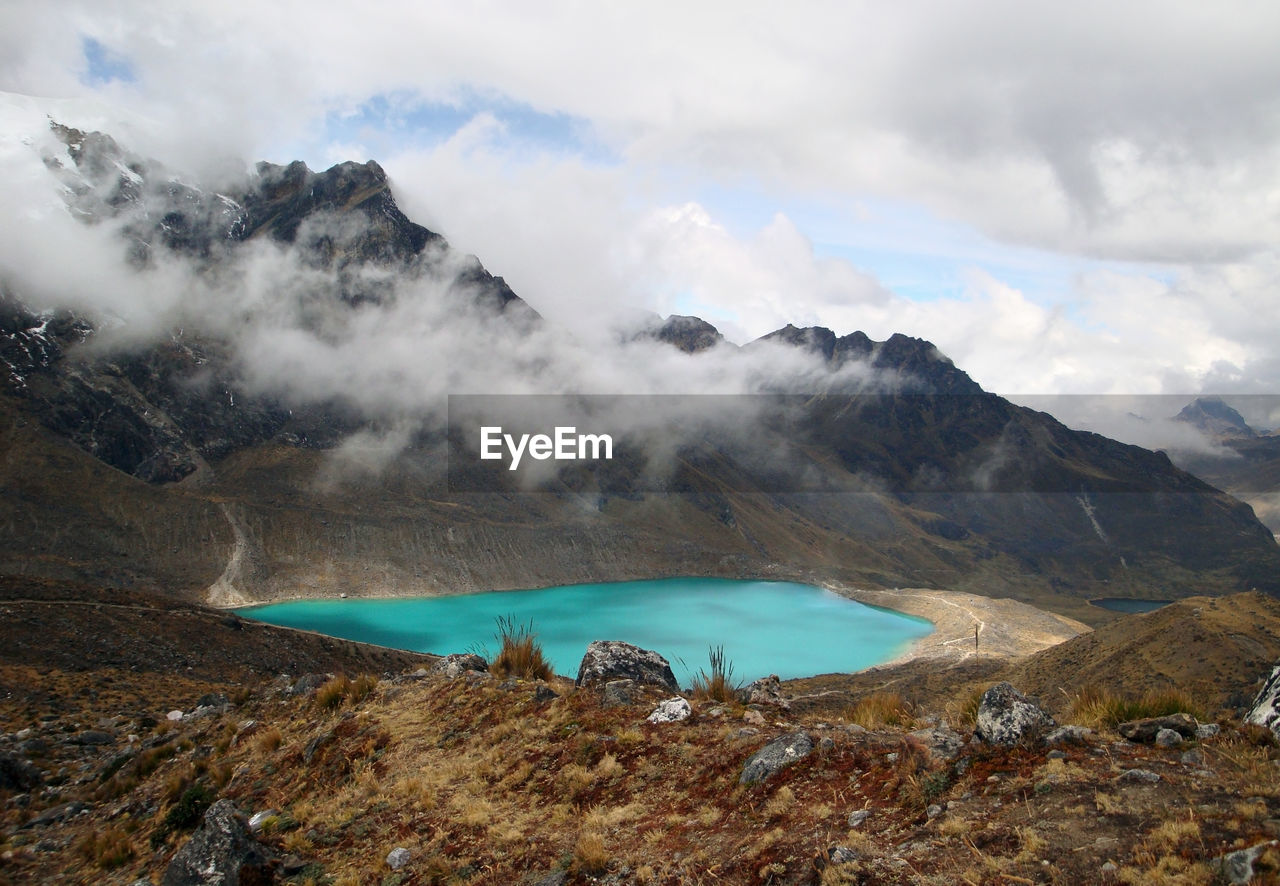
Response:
575,641,678,693
1212,840,1280,885
739,731,814,785
974,682,1055,746
162,799,278,886
1246,663,1280,734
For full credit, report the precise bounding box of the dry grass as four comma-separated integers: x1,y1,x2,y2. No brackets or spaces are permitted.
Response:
572,830,610,875
845,691,915,729
489,616,553,681
75,827,135,870
690,645,739,703
314,673,379,710
255,726,283,753
1068,684,1205,729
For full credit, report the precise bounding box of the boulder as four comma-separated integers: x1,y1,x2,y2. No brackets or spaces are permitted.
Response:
739,731,813,785
1246,663,1280,735
738,675,791,709
1154,728,1183,748
162,799,278,886
0,752,43,792
1211,840,1280,885
1118,713,1198,743
575,641,678,693
430,653,488,679
647,697,692,724
974,683,1055,746
909,725,965,762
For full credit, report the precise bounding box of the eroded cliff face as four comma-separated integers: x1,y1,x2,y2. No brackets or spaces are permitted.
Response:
1,116,1277,612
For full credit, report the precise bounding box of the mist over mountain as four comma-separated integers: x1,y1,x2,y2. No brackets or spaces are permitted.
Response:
1,102,1278,620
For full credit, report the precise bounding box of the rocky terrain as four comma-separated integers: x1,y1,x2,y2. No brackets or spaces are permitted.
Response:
2,590,1280,885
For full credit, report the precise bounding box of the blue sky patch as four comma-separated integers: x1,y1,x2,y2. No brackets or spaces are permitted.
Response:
81,37,134,85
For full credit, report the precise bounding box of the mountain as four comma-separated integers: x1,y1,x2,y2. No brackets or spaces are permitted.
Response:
1168,397,1280,535
1175,397,1256,440
1,110,1278,624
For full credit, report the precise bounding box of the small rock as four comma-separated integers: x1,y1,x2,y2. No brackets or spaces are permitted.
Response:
166,711,184,722
303,731,333,764
1211,840,1280,885
926,804,943,819
816,845,860,869
1154,728,1183,748
742,709,765,726
1181,748,1207,766
1196,723,1221,739
910,725,965,761
819,736,835,752
247,810,278,832
67,730,114,746
534,684,559,703
1117,713,1198,743
290,673,329,696
737,675,791,710
600,679,637,709
974,682,1055,746
740,731,813,785
195,693,230,709
431,654,488,679
1101,861,1118,874
1045,725,1092,745
386,847,412,870
647,697,692,724
1118,768,1161,784
847,809,871,828
1046,749,1067,760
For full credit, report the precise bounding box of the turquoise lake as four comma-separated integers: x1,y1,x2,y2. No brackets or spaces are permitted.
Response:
235,578,933,686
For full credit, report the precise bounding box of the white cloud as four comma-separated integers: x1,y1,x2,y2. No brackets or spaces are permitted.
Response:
2,0,1280,411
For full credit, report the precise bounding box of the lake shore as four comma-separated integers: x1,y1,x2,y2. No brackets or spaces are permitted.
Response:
825,583,1092,667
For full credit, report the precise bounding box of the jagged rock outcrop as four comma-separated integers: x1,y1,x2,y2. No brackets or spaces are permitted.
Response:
974,682,1055,746
161,799,278,886
738,674,791,709
1246,663,1280,734
431,653,489,679
575,641,679,692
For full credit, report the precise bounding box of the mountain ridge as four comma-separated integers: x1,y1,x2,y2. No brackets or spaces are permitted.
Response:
0,114,1277,620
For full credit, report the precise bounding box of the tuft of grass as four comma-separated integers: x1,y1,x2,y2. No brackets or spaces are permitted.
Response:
162,783,216,833
690,645,739,703
846,691,915,729
571,830,610,875
256,726,284,753
490,616,553,681
315,675,351,710
314,673,379,710
76,827,135,870
1068,684,1205,729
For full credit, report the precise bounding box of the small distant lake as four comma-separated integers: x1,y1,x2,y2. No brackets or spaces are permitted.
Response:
235,578,934,686
1090,597,1172,614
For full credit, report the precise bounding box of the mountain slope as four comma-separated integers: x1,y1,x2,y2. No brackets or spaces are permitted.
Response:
0,111,1277,621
